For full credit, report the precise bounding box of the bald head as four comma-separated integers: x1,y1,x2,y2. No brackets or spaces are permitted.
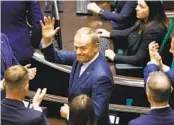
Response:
146,71,172,103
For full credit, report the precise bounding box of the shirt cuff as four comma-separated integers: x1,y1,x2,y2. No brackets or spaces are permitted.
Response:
33,106,43,112
161,64,170,72
0,80,4,89
40,39,52,49
147,61,157,65
67,112,69,120
29,104,43,112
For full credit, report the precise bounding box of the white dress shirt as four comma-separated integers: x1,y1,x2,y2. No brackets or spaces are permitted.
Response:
79,52,99,77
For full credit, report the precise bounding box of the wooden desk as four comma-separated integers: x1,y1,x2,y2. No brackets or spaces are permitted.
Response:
59,1,111,50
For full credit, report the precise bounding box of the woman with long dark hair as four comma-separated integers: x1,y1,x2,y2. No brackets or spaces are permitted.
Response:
69,95,97,125
97,0,169,66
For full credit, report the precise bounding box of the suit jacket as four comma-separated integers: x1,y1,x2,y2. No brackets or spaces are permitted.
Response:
1,98,50,125
111,22,166,66
42,45,113,125
101,1,137,29
128,107,174,125
1,33,19,79
1,1,43,61
144,64,174,87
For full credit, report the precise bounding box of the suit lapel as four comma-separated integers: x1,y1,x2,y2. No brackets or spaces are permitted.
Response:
69,56,99,99
69,62,82,94
73,66,93,91
68,53,102,101
1,41,8,69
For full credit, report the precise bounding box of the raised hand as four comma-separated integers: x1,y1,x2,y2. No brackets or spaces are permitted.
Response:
105,49,116,61
32,88,47,108
87,2,101,14
148,41,163,68
40,16,59,45
24,64,37,80
60,104,69,119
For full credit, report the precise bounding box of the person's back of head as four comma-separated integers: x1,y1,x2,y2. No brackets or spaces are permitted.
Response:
69,94,97,125
146,71,173,106
3,65,29,100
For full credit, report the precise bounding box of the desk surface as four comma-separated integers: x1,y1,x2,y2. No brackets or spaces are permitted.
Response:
59,1,111,51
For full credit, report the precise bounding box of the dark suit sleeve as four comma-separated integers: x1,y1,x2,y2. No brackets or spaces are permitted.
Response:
128,120,135,125
143,64,159,89
114,27,166,66
110,24,137,38
100,1,136,23
41,44,76,66
27,1,44,48
2,33,19,65
39,113,50,125
144,65,174,88
12,54,19,65
92,76,112,123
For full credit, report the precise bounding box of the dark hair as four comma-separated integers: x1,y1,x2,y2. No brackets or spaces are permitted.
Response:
69,95,97,125
138,1,169,34
147,71,172,103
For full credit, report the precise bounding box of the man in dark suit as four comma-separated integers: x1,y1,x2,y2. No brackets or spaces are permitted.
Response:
129,71,174,125
1,33,36,99
1,65,49,125
40,17,113,125
1,1,43,64
1,33,36,82
144,30,174,86
1,33,19,79
87,1,137,29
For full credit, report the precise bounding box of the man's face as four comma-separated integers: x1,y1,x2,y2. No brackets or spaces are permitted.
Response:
170,37,174,58
74,34,98,63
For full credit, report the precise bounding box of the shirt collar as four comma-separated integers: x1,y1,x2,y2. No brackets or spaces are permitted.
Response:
151,104,170,110
82,52,99,67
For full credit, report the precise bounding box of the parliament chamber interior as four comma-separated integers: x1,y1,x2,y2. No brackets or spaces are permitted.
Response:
1,1,174,125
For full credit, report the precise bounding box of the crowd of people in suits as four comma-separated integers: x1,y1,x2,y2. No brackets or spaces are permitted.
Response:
1,0,174,125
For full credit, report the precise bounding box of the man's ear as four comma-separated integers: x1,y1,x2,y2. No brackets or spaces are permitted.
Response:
146,91,151,102
95,43,99,52
2,79,6,89
24,82,29,91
